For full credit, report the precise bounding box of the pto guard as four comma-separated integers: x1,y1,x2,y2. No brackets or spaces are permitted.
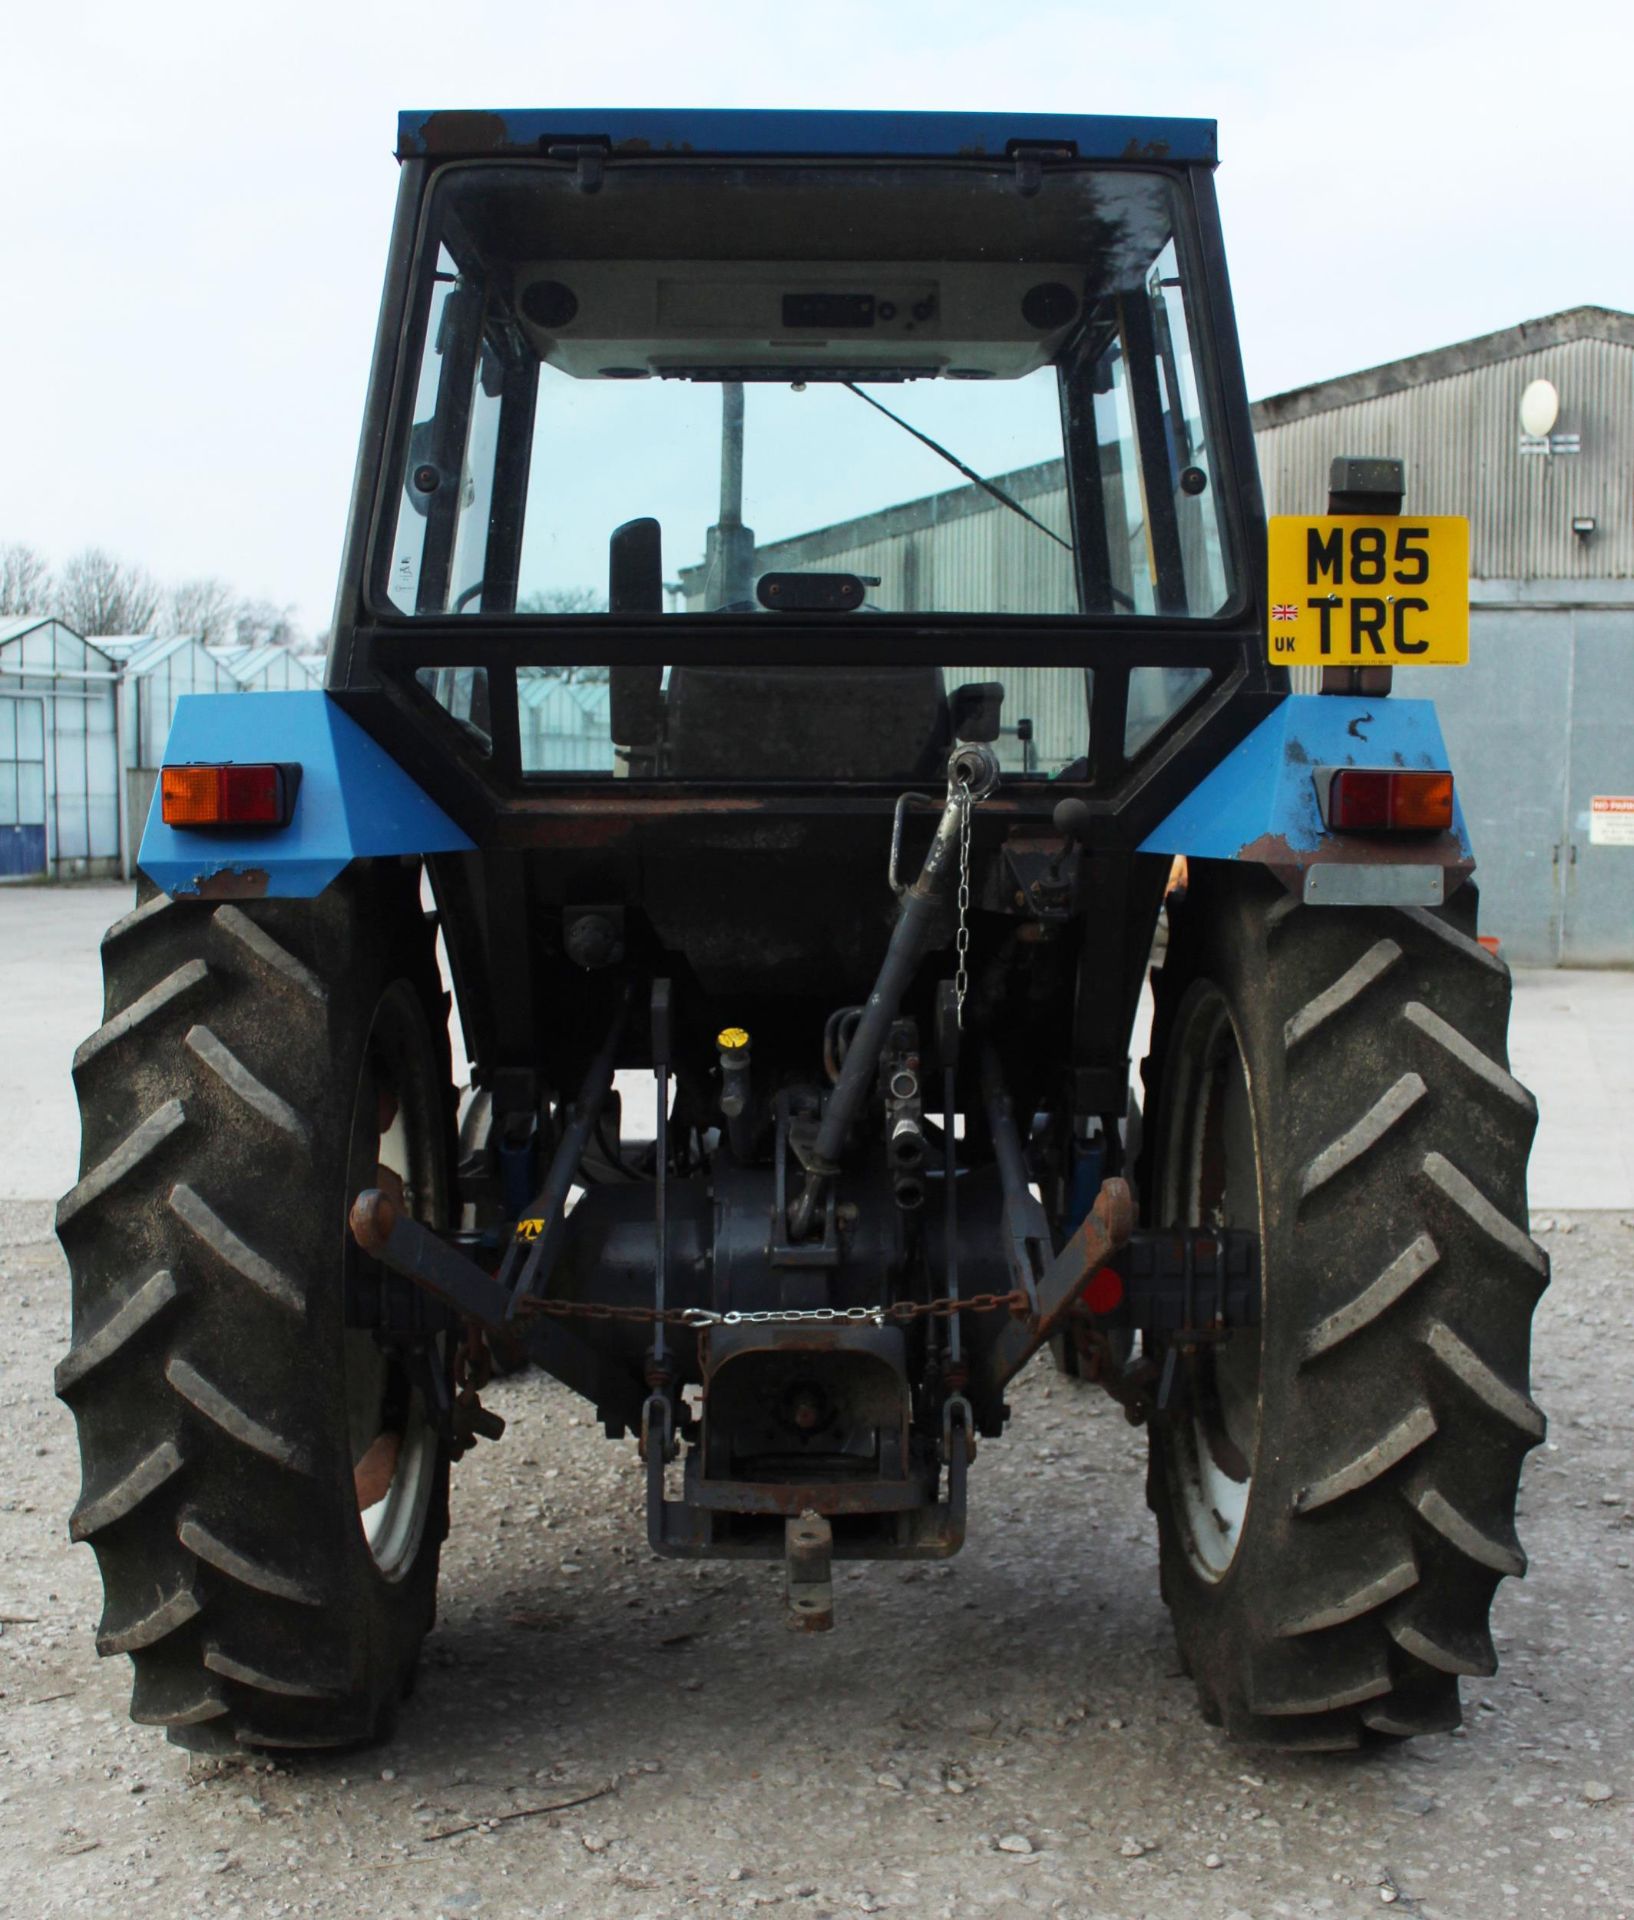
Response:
138,691,474,899
1139,694,1474,906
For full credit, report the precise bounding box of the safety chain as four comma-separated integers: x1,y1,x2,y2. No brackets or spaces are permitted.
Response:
954,778,975,1028
515,1288,1028,1330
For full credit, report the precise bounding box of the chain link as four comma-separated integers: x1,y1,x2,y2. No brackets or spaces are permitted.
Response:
954,779,974,1028
515,1288,1027,1330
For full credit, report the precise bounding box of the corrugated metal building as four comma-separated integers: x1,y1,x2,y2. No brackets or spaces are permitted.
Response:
686,306,1630,961
691,461,1079,618
676,466,1098,775
1253,305,1634,964
1253,306,1634,578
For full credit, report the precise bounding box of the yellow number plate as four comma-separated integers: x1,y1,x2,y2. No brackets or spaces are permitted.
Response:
1267,515,1469,666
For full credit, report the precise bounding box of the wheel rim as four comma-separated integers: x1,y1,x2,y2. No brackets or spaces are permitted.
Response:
344,982,445,1580
1158,984,1264,1582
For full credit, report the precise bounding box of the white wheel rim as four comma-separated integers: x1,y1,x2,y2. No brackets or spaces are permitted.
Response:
1161,988,1263,1583
344,986,442,1581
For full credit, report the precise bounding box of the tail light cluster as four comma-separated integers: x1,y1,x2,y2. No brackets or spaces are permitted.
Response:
1316,766,1454,833
160,763,299,828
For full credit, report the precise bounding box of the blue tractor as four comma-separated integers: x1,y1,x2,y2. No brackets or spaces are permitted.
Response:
56,110,1546,1754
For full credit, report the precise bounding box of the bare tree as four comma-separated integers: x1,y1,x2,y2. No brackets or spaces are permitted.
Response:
232,598,301,650
0,543,53,617
54,548,160,636
517,587,607,615
162,576,238,645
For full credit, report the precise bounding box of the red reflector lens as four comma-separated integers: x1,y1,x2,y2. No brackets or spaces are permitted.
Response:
1082,1267,1124,1316
219,764,282,823
1327,768,1453,833
160,764,283,827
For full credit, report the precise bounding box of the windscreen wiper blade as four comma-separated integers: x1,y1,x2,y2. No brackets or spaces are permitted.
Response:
842,382,1075,557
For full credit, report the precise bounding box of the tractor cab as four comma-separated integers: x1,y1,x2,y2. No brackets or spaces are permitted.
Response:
344,111,1262,802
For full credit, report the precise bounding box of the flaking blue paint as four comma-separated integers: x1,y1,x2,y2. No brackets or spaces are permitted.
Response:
138,692,474,898
1138,695,1472,864
396,108,1217,166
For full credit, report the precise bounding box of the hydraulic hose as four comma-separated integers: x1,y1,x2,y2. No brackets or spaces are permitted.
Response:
788,744,998,1240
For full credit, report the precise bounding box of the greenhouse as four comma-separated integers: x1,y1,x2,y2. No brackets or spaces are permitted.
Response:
0,617,122,880
0,618,325,882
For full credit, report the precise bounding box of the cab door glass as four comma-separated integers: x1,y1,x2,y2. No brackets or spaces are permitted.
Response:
1083,239,1229,622
386,250,505,615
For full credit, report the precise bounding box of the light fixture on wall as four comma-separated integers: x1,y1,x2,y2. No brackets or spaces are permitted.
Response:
1572,516,1597,539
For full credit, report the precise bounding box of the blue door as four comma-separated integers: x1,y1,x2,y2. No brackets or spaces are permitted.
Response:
0,698,48,878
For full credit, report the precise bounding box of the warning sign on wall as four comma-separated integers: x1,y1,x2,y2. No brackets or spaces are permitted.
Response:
1590,797,1634,847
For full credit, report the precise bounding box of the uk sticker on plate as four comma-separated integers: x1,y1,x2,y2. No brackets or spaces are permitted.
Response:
1267,516,1470,666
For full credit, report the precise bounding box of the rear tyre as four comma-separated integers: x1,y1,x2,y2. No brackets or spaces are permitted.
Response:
56,865,456,1750
1139,866,1547,1748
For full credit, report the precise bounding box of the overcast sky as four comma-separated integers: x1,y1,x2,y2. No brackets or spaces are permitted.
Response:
3,0,1629,637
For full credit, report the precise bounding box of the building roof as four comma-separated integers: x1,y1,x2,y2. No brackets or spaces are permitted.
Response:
0,618,120,672
1253,306,1634,431
0,615,61,646
397,108,1216,166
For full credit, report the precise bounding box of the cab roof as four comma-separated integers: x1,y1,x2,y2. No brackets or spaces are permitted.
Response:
396,108,1216,167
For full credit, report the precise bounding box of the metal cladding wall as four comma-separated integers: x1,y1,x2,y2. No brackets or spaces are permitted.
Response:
1253,316,1634,578
679,463,1091,772
747,466,1077,618
664,308,1629,957
681,459,1078,618
1253,308,1634,964
1395,587,1634,966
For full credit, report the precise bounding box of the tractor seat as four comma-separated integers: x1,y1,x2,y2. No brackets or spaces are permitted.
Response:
662,664,949,781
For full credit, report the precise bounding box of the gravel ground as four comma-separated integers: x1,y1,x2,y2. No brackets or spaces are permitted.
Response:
2,1201,1630,1920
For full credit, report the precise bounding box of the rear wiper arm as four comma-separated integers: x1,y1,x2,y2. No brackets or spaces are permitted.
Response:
842,382,1075,557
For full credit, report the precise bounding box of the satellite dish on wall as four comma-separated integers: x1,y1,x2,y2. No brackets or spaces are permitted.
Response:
1520,378,1560,438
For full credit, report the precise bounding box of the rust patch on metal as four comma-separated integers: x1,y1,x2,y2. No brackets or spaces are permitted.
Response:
1031,1177,1135,1346
349,1187,396,1256
183,867,271,900
353,1431,401,1511
1236,829,1469,872
685,1476,929,1517
412,110,511,155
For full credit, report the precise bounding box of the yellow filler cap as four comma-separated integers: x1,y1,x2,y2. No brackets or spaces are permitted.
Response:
716,1026,750,1052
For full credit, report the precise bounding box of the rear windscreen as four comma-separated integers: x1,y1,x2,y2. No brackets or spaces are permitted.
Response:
378,159,1236,627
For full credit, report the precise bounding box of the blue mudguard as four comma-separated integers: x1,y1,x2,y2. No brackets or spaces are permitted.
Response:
138,692,474,899
1138,695,1474,907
